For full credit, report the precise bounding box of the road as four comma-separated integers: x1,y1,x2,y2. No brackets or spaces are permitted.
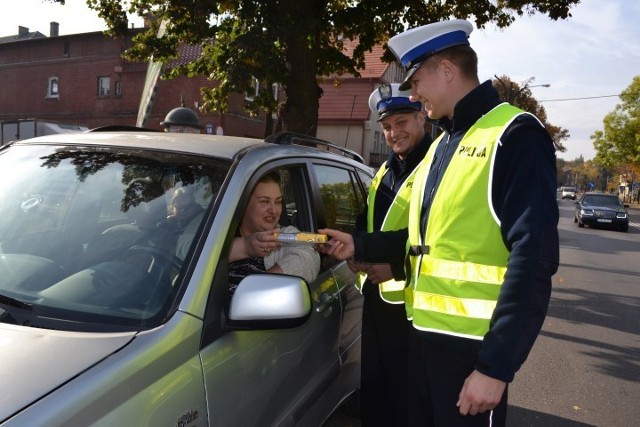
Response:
507,197,640,427
325,197,640,427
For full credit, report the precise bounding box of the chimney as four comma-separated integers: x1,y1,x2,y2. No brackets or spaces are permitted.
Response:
18,26,29,36
50,22,59,37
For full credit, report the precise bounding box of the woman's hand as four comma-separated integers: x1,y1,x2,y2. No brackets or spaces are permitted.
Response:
228,229,281,263
243,229,282,257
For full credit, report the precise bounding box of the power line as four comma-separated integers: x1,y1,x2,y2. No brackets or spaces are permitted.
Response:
538,94,621,103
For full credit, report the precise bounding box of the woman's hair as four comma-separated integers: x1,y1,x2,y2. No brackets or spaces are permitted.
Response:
258,171,281,186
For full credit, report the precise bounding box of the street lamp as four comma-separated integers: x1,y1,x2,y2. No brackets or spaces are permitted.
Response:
493,75,550,104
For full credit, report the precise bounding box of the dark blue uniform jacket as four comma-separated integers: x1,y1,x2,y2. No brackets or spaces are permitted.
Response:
353,80,560,382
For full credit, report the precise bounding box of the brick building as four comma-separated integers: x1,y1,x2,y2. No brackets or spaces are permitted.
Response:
316,41,407,166
0,22,264,138
0,23,408,165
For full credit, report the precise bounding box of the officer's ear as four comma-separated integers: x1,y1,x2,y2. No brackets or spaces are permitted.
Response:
440,59,456,82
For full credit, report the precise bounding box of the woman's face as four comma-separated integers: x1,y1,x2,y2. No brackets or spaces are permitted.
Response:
241,181,283,233
172,192,200,222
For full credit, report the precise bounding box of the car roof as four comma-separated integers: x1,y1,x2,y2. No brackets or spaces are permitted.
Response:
583,192,616,196
10,130,367,165
11,131,262,160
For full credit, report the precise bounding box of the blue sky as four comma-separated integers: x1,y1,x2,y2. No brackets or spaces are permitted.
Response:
2,0,639,161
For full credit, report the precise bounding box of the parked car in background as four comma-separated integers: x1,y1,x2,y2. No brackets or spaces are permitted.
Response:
0,130,371,426
561,186,577,200
574,192,629,232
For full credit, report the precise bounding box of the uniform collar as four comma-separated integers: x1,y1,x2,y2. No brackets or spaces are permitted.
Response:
387,134,432,174
450,80,502,132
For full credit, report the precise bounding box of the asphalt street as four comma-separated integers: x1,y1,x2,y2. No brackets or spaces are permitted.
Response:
324,197,640,426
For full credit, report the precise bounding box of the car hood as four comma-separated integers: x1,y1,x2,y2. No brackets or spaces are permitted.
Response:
0,322,136,421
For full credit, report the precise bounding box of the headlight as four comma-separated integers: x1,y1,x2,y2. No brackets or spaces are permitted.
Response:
580,208,594,216
616,212,628,219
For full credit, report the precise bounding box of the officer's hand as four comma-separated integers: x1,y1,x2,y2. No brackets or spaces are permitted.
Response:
347,259,368,273
317,228,355,260
365,263,394,284
456,370,506,416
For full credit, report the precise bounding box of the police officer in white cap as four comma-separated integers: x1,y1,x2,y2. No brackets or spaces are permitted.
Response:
350,83,431,426
319,19,559,427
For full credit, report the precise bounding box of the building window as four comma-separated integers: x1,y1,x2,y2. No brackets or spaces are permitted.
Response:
272,83,279,100
245,77,259,102
63,41,70,57
47,77,59,98
115,81,122,96
373,131,389,154
98,77,110,96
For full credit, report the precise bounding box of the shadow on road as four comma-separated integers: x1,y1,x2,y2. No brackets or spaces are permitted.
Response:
508,405,596,426
324,404,598,426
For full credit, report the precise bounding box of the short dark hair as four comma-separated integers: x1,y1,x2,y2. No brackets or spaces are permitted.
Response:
427,45,478,80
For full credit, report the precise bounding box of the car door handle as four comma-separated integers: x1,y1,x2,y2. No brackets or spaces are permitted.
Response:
316,291,339,313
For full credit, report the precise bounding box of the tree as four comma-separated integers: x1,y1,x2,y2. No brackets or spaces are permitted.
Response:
592,76,640,200
72,0,579,136
493,75,568,152
593,76,640,169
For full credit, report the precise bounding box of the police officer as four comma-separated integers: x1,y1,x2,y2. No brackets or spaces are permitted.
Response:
353,83,431,426
319,19,559,427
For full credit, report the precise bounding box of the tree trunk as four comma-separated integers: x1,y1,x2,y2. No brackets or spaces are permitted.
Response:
282,34,321,136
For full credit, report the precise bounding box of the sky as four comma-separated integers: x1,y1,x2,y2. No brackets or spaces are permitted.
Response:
1,0,639,162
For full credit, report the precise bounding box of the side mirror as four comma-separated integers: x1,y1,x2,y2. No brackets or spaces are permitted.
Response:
228,274,311,329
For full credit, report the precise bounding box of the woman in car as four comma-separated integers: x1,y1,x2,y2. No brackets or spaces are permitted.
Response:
227,171,320,295
167,187,206,260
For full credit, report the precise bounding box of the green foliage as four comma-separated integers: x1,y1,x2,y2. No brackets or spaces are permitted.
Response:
74,0,579,136
557,157,618,193
593,76,640,172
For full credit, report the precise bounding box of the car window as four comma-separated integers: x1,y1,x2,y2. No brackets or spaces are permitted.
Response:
311,163,366,234
0,144,229,331
583,195,622,207
278,168,299,228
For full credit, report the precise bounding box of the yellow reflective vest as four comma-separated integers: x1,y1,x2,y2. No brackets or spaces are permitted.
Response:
406,103,528,339
357,161,417,304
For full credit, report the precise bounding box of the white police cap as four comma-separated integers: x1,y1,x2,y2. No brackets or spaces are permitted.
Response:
368,83,422,121
388,19,473,90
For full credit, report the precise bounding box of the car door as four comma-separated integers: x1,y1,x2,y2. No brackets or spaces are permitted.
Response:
309,161,370,371
198,162,344,426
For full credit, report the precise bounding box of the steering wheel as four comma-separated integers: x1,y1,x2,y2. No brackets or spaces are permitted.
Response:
124,245,183,270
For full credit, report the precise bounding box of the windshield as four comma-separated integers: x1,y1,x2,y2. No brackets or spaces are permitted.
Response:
581,195,623,208
0,143,228,332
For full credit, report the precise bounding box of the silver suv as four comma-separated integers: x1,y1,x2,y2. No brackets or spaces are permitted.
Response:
0,130,370,426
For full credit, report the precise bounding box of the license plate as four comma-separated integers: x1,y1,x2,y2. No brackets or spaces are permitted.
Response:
597,219,612,223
